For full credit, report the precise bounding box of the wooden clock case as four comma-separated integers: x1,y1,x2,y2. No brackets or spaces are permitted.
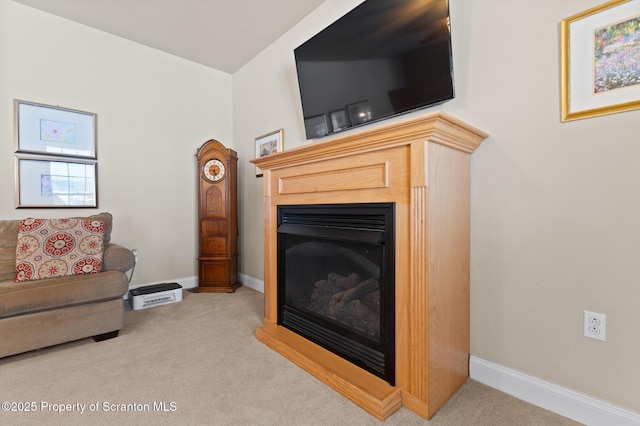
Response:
195,139,240,292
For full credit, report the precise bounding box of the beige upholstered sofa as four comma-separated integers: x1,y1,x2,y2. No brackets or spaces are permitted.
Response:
0,212,134,358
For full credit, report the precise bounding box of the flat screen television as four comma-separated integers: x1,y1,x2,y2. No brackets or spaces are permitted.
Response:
294,0,454,139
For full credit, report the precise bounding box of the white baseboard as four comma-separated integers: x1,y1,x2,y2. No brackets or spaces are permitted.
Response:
173,276,198,290
470,356,640,426
239,273,264,293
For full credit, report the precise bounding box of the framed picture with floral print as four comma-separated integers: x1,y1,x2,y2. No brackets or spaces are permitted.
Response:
561,0,640,121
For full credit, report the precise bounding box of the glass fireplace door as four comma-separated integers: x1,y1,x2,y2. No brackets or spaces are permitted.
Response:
277,203,395,384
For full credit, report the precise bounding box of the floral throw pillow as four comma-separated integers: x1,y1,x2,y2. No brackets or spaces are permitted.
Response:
14,218,105,282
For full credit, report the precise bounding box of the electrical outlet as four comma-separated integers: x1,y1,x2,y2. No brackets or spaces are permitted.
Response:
584,310,606,341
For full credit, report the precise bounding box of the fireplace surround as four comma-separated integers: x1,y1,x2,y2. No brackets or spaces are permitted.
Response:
251,111,487,420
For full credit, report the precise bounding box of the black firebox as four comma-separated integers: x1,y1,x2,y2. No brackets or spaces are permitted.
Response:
277,203,395,384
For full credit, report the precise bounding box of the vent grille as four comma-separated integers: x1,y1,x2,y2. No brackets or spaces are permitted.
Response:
281,212,387,231
143,294,176,308
278,203,392,244
282,308,386,379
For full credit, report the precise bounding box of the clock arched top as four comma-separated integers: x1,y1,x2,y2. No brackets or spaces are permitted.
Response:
196,139,237,162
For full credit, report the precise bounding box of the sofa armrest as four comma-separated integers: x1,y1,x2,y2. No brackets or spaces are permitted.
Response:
103,244,135,273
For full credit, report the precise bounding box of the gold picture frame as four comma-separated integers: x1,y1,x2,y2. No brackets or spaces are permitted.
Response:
254,129,284,177
560,0,640,121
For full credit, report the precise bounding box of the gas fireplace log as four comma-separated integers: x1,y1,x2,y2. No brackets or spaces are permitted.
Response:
364,288,380,308
312,273,362,298
308,273,364,314
301,270,382,339
333,277,379,305
326,277,379,320
328,272,363,290
341,299,379,337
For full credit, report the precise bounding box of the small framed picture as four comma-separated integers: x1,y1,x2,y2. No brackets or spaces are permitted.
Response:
14,100,97,159
560,0,640,121
254,129,284,177
15,155,98,208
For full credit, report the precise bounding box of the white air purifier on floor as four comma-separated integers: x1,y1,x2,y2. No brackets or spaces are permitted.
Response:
129,283,183,310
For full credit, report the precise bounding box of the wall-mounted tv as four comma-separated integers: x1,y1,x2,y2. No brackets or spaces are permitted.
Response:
294,0,454,139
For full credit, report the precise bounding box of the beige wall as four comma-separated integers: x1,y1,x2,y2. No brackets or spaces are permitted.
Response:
233,0,640,414
233,1,365,280
0,0,233,285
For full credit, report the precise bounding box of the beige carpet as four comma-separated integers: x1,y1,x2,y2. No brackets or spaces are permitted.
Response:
0,286,581,425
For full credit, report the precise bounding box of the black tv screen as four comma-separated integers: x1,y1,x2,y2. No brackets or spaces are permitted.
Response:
295,0,454,139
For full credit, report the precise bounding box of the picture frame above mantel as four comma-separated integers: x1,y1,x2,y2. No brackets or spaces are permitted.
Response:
560,0,640,121
254,129,284,177
14,99,97,159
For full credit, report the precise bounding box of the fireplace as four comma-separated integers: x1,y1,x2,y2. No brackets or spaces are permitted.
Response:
277,203,395,383
251,112,487,420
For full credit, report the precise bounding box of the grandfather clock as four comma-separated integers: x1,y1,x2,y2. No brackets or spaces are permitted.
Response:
195,139,240,292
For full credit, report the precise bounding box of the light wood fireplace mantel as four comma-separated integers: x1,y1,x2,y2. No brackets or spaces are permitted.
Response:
250,112,488,420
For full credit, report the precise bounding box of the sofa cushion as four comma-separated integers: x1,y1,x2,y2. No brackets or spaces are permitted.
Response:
15,218,105,282
0,271,128,318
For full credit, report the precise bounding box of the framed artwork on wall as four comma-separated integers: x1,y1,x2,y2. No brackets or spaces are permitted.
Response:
561,0,640,121
15,155,98,208
254,129,284,177
14,99,97,159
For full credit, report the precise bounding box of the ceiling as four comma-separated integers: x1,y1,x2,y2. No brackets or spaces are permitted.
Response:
12,0,328,73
